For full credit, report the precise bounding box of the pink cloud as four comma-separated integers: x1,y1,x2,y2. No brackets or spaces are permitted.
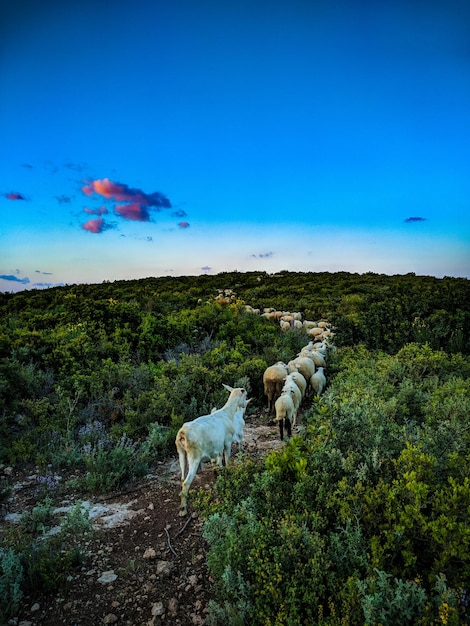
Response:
178,221,190,228
114,202,150,221
81,178,171,209
82,217,108,233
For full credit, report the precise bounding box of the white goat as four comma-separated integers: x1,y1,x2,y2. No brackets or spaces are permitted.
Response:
175,384,247,516
232,397,251,454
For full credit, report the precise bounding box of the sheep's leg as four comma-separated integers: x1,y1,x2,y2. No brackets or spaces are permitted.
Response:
279,419,284,441
286,419,292,439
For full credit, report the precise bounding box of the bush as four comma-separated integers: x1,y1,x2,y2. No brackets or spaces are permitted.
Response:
0,547,23,624
79,432,147,493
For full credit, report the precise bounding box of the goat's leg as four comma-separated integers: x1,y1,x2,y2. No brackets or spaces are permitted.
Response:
223,443,231,467
176,445,186,483
179,460,198,517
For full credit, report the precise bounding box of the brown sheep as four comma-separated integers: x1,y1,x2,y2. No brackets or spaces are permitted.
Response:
263,361,289,413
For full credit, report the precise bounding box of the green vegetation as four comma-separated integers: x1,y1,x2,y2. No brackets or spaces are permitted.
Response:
200,343,469,624
1,271,469,624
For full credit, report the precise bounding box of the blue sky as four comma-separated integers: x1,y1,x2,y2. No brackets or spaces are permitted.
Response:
1,0,469,292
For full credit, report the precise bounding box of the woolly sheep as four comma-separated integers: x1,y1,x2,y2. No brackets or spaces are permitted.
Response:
282,375,302,425
288,356,315,385
280,319,291,331
302,320,317,328
287,370,307,399
306,327,324,338
274,389,295,441
306,341,328,356
175,384,247,516
293,320,303,330
299,349,327,368
310,367,327,396
263,361,289,412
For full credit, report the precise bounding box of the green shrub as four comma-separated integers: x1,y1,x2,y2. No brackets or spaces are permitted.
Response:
79,433,147,493
356,569,427,625
0,547,23,624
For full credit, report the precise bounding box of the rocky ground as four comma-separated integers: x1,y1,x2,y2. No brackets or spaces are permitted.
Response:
2,414,287,626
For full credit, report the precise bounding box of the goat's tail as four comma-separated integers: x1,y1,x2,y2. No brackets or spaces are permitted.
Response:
175,430,188,452
175,429,188,481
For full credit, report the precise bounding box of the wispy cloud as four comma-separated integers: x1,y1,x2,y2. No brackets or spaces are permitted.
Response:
201,266,212,272
178,221,190,228
405,216,427,223
35,270,53,275
32,282,65,288
81,217,113,234
3,191,29,201
0,274,30,284
84,206,108,215
56,194,73,204
172,209,187,218
251,251,274,258
64,160,87,172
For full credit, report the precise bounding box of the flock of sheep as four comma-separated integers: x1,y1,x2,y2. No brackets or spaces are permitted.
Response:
175,302,335,516
261,314,334,440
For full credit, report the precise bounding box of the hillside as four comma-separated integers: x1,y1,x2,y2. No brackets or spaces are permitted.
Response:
1,271,469,625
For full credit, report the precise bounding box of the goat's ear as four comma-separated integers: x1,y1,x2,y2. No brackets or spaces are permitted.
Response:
246,398,253,405
222,383,233,392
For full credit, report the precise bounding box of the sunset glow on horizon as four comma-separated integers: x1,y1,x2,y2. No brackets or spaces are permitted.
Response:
1,0,469,292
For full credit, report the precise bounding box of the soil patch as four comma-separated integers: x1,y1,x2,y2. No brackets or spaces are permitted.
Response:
2,412,294,626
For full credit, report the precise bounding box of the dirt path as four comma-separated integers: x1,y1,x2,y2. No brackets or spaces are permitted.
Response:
2,414,290,626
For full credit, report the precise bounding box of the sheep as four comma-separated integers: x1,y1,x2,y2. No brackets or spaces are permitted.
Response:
263,361,289,413
310,367,327,396
274,389,295,441
306,327,324,338
282,375,302,425
299,349,327,368
288,356,315,385
293,319,303,330
287,370,307,399
302,320,317,328
280,319,291,331
306,341,328,357
175,384,247,516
